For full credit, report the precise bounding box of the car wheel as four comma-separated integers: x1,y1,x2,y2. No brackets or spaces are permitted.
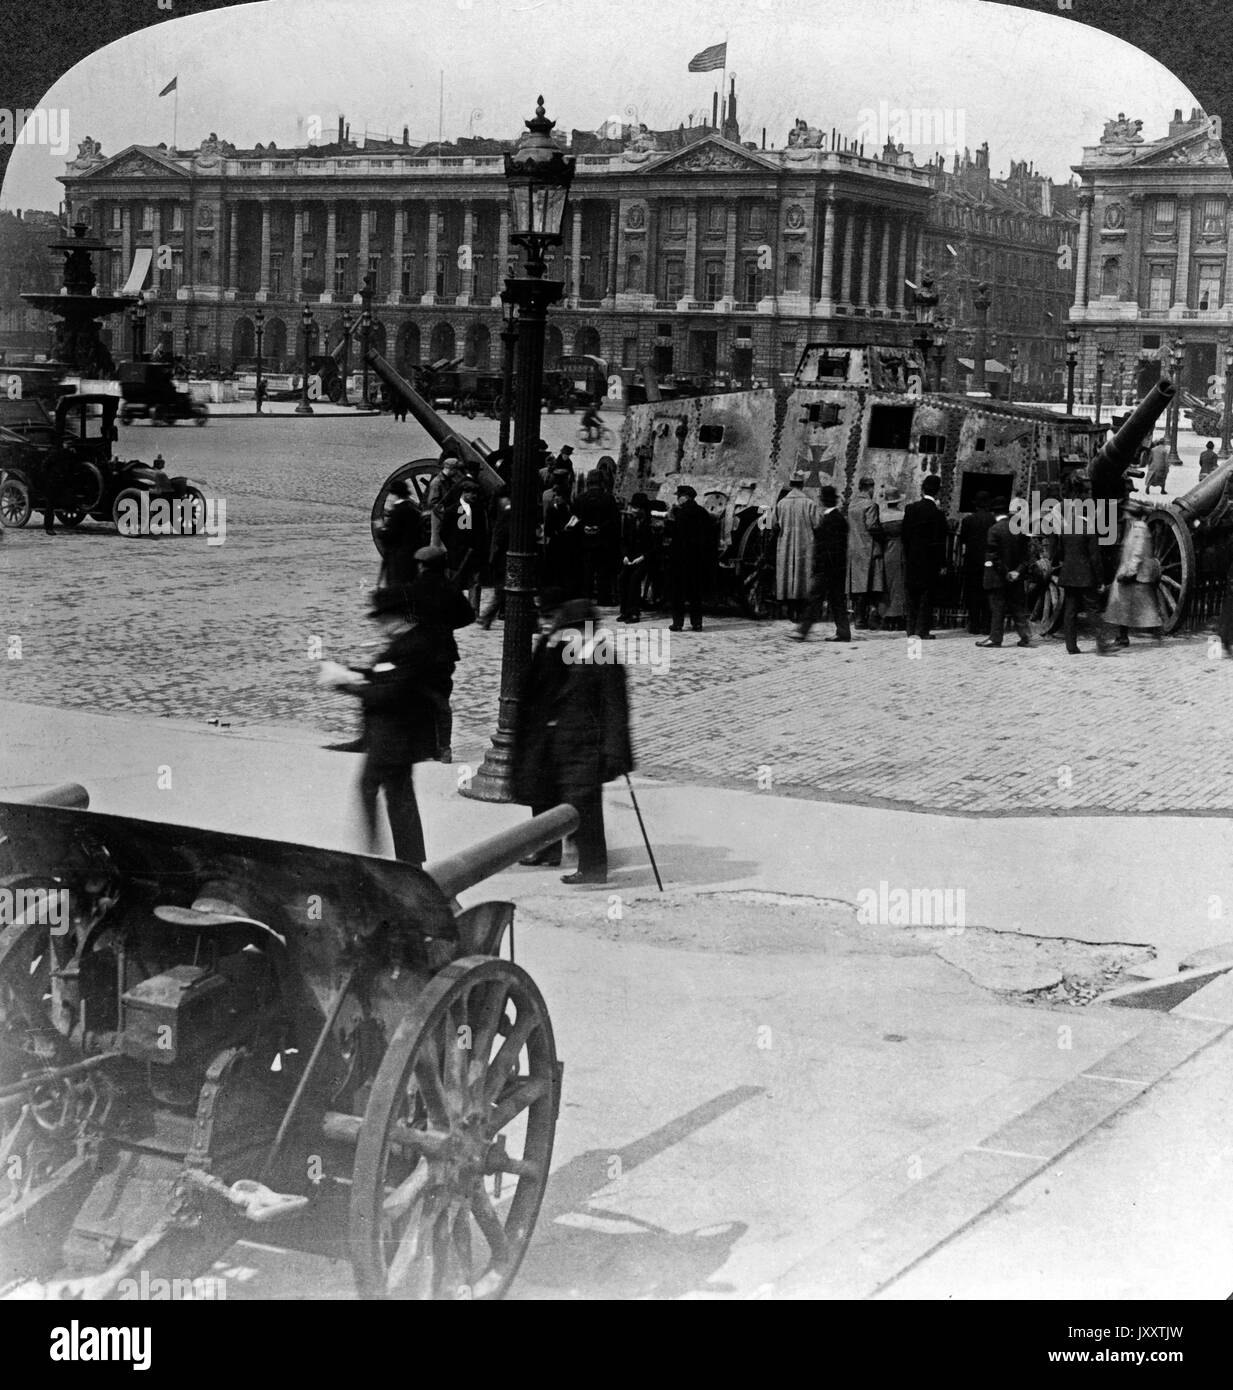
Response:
111,487,147,536
0,476,32,528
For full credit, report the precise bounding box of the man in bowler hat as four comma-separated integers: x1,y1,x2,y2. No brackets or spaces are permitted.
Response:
792,484,851,641
665,484,717,631
901,474,949,639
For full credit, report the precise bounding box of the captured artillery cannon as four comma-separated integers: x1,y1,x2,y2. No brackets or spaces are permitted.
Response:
367,349,506,558
1088,378,1233,631
0,787,577,1300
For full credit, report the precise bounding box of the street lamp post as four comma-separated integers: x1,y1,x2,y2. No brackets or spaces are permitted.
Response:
296,303,315,415
971,282,992,393
931,319,949,393
463,95,574,804
1094,349,1105,430
912,271,939,391
254,307,265,414
1167,336,1185,466
339,307,353,407
1116,353,1126,409
1065,325,1079,414
359,271,375,407
1007,343,1019,406
1221,340,1233,460
129,299,147,361
497,287,518,460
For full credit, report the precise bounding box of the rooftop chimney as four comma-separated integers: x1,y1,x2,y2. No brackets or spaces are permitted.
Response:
338,115,345,143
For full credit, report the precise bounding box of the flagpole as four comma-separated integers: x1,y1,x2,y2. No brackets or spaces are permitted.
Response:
721,31,728,132
173,85,178,153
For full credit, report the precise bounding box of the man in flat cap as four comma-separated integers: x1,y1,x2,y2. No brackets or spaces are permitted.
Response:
665,484,717,632
792,484,851,641
318,588,454,864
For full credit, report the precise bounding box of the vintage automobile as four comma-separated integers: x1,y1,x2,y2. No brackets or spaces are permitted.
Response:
0,394,209,534
0,786,572,1300
116,362,208,426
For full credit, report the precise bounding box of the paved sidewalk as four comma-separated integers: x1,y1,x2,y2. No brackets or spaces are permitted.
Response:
3,699,1232,1297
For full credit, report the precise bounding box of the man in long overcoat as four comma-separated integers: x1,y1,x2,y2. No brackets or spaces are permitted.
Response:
845,476,885,629
976,500,1034,648
958,491,996,635
665,485,717,632
792,485,851,641
512,594,635,885
901,474,949,639
772,473,820,618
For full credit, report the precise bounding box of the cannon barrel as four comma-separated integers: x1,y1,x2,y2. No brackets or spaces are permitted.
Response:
1089,378,1175,499
365,348,503,492
14,782,90,809
1173,454,1233,524
422,804,580,900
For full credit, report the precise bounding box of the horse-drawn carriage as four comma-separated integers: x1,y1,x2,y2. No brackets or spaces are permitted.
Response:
0,785,574,1300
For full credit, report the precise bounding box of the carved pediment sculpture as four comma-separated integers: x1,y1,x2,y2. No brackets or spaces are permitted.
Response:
1101,113,1144,145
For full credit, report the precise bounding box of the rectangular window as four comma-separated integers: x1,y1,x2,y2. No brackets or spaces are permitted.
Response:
867,404,915,449
805,402,842,426
703,261,723,301
743,261,761,302
169,249,183,290
669,203,686,232
334,254,348,295
784,254,801,293
1153,198,1177,233
1201,197,1226,234
301,253,315,287
435,255,446,296
707,203,725,234
172,205,184,232
917,432,946,454
111,206,122,232
401,254,415,297
1148,264,1172,312
269,254,282,295
1197,263,1222,309
747,204,765,234
141,204,154,232
1142,333,1161,350
664,258,684,301
698,424,725,444
368,254,381,294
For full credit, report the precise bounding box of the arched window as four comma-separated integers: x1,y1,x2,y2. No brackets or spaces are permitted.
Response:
1101,258,1120,298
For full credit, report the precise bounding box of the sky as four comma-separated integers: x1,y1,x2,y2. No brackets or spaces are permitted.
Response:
0,0,1203,212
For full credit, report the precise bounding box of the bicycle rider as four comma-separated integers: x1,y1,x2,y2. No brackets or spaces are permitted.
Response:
580,397,604,443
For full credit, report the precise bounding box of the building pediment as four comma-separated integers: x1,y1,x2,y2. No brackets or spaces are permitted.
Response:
1129,133,1230,171
637,137,778,177
74,146,190,181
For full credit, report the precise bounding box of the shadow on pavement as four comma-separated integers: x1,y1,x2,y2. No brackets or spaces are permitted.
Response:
606,842,760,889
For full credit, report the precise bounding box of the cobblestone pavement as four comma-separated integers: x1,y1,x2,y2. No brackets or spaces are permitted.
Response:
2,414,1229,814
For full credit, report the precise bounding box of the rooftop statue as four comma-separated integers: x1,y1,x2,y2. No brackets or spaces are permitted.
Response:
1100,114,1144,145
786,118,825,149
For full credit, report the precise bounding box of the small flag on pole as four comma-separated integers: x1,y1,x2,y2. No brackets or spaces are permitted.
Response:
159,77,178,97
687,42,727,72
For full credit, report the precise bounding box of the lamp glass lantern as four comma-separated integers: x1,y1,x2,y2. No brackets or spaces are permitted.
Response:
503,96,575,272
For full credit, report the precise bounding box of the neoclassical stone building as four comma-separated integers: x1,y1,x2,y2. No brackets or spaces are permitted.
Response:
1070,108,1233,404
57,96,1075,390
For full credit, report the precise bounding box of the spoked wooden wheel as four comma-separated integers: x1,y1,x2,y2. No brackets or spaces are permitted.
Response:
0,474,32,528
1144,508,1195,634
370,458,439,554
736,519,776,620
349,957,559,1300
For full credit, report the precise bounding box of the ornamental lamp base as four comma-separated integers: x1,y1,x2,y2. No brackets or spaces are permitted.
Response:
458,730,517,804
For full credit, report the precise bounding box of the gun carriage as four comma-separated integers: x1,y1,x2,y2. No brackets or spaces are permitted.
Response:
0,786,575,1300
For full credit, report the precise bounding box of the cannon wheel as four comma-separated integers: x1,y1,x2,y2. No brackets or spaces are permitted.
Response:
735,517,776,620
349,956,558,1301
55,461,105,529
371,459,439,554
0,474,32,529
1145,507,1196,634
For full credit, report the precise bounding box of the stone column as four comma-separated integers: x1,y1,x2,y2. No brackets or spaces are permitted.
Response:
570,201,583,303
422,201,438,303
914,220,925,285
606,202,619,302
358,202,372,297
683,200,698,303
723,202,738,301
1073,192,1092,309
227,206,240,297
390,203,404,302
816,197,836,312
1173,194,1193,308
292,204,304,298
895,215,909,310
497,203,510,290
257,202,272,299
459,201,474,304
857,213,873,309
121,203,133,287
876,215,891,311
839,204,856,309
320,204,337,302
149,203,162,295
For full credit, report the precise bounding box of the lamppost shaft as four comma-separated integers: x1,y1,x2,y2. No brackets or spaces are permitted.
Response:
1221,354,1233,460
464,275,562,802
1094,354,1104,430
498,317,518,458
296,310,315,415
254,317,264,415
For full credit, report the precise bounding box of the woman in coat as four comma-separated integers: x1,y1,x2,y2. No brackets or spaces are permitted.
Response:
511,595,634,885
1101,515,1163,633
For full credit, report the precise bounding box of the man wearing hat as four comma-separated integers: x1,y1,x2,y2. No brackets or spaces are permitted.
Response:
772,472,821,620
317,588,454,864
901,474,949,639
409,545,475,762
959,490,997,635
376,477,421,590
846,476,885,630
424,453,464,549
665,484,717,631
618,493,655,623
792,485,851,641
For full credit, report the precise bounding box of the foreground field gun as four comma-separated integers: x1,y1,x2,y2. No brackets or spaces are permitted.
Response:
0,785,576,1300
366,349,505,556
1089,378,1233,631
